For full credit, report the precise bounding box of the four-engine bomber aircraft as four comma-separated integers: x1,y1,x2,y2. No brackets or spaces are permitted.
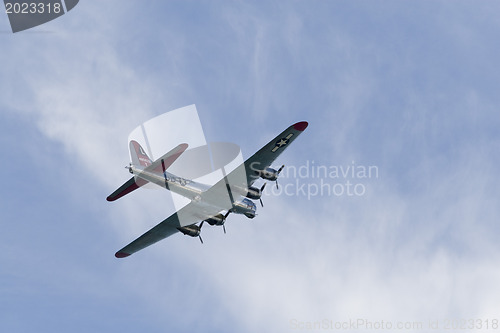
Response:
107,121,308,258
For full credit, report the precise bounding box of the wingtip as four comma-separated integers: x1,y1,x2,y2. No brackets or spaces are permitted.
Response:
115,251,131,258
293,121,308,131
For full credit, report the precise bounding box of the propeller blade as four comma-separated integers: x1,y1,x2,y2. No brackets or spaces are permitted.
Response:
198,221,204,243
276,165,284,189
260,182,267,203
161,159,168,187
222,211,230,234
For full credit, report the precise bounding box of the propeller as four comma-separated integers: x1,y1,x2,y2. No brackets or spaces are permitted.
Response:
198,221,204,244
161,159,168,188
222,211,231,234
275,165,285,189
259,183,267,207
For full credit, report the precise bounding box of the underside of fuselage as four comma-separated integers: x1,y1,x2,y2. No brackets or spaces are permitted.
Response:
130,165,257,220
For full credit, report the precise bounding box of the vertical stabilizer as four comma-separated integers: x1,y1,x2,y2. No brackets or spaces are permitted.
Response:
130,140,153,167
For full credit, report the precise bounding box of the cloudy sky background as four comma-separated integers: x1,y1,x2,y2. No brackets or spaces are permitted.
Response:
2,1,500,332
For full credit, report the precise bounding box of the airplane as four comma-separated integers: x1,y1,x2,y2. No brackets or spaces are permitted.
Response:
107,121,308,258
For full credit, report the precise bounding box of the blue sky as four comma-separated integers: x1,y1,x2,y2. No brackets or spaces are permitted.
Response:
2,1,500,332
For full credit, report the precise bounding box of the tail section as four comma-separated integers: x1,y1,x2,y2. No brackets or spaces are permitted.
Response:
107,141,189,201
130,140,153,168
106,177,145,202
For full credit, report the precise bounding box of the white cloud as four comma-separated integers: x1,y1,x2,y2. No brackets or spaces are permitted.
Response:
2,1,500,333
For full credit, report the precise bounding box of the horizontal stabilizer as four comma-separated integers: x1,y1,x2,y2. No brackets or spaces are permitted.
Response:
106,177,148,202
142,143,189,175
106,142,188,201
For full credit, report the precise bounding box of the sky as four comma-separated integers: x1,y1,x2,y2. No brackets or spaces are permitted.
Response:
1,1,500,332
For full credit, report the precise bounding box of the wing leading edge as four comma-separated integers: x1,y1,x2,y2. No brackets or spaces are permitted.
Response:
197,121,308,210
243,121,308,187
115,200,210,258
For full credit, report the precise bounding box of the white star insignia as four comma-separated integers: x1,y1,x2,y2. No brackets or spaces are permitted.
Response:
277,139,288,147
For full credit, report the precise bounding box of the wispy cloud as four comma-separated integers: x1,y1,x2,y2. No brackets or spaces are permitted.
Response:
2,1,500,332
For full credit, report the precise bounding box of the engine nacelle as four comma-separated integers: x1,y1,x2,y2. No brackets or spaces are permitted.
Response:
177,225,201,237
205,214,226,226
245,186,263,200
259,167,279,181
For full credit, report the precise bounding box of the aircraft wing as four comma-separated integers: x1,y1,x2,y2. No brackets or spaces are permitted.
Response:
243,121,308,187
197,121,308,209
114,198,225,258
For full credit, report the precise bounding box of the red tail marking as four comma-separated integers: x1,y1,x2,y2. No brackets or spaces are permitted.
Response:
130,140,152,167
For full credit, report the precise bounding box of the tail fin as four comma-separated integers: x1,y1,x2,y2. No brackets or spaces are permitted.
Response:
130,140,153,167
107,142,188,202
